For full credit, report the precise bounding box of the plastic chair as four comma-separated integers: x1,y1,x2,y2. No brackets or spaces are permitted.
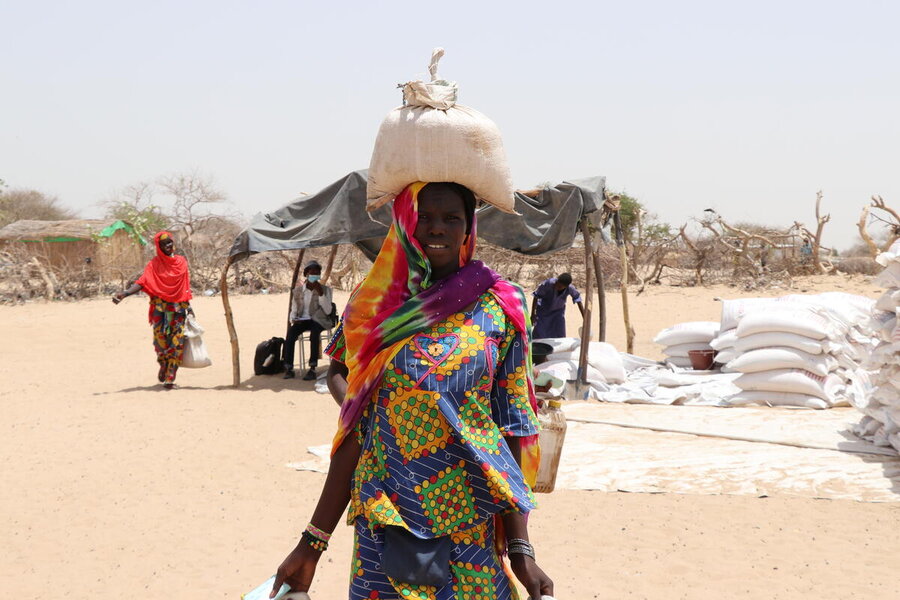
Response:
296,327,333,370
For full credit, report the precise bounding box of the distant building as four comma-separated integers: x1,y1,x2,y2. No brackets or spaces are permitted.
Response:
0,219,146,284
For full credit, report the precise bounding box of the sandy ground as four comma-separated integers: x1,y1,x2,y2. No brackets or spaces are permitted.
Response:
2,273,899,599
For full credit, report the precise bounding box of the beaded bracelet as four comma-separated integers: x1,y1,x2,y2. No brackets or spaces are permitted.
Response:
301,530,328,552
305,523,332,544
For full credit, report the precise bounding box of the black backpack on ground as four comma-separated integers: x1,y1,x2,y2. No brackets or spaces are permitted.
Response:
254,337,285,375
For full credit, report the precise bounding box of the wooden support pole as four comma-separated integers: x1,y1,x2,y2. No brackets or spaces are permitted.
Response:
613,212,635,353
287,249,306,329
577,218,594,386
220,255,240,388
593,249,606,342
322,244,339,284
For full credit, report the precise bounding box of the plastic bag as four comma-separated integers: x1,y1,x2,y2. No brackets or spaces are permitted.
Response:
181,314,212,368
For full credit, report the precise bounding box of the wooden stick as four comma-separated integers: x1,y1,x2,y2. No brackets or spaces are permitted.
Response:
613,212,635,353
322,244,339,284
577,218,594,386
219,255,240,388
31,257,55,300
592,249,606,342
287,249,305,329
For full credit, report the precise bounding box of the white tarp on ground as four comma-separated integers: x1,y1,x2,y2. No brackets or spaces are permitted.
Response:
287,402,900,503
581,362,743,406
558,402,900,502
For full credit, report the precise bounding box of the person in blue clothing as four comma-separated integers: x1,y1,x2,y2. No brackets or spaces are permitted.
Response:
531,272,585,339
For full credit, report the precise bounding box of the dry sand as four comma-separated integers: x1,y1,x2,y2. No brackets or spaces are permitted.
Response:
2,274,898,599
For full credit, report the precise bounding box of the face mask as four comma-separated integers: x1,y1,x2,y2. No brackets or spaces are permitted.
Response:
308,274,321,282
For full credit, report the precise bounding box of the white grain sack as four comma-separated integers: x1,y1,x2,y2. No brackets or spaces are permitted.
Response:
367,48,516,213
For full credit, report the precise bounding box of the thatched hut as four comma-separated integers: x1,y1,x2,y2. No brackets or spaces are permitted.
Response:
0,219,145,283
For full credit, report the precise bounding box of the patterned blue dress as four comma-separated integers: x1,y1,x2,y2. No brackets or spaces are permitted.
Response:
328,291,539,600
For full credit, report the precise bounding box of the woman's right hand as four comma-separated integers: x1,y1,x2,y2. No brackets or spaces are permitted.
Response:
509,554,554,600
270,541,321,597
111,292,125,304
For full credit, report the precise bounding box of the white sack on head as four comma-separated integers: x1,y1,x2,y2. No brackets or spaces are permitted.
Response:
662,342,715,358
727,347,837,377
367,48,516,214
653,321,719,346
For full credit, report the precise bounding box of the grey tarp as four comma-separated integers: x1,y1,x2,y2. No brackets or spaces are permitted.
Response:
228,170,605,261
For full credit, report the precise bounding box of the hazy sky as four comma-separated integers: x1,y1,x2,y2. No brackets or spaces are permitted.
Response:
2,0,898,251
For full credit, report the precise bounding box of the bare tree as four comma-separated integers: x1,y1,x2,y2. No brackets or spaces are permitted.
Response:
701,212,779,277
678,224,714,285
156,171,241,290
102,181,166,242
158,171,227,250
858,195,900,257
790,191,832,274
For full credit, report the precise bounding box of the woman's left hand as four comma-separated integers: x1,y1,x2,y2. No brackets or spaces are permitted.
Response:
509,553,553,600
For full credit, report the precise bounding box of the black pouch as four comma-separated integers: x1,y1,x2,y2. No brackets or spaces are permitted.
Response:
381,526,451,587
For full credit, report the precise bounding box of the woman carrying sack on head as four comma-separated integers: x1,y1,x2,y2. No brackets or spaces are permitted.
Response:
112,231,193,389
270,182,554,600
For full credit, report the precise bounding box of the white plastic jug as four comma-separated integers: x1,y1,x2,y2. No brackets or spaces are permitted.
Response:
534,400,567,493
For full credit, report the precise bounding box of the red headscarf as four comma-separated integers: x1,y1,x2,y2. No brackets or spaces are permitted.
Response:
135,231,192,303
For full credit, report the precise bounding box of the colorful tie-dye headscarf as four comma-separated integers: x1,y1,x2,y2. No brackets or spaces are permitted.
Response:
328,182,540,487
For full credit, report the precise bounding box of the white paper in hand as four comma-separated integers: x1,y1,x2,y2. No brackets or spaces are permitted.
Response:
242,576,291,600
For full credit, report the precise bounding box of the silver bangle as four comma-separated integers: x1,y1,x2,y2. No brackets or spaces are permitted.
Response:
507,538,535,560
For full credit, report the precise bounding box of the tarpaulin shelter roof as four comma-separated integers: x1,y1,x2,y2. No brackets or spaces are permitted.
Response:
228,170,606,261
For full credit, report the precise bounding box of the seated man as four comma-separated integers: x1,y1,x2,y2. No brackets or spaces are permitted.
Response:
531,272,585,339
283,260,333,380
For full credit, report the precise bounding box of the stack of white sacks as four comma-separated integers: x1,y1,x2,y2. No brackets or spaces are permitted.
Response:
534,338,627,386
653,322,720,369
711,292,878,409
850,241,900,451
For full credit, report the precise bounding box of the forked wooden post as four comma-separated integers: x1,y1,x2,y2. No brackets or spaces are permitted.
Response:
219,254,241,387
577,218,594,386
613,212,635,353
322,245,339,283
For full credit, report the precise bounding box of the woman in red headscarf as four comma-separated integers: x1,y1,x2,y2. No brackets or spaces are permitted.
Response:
112,231,193,388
